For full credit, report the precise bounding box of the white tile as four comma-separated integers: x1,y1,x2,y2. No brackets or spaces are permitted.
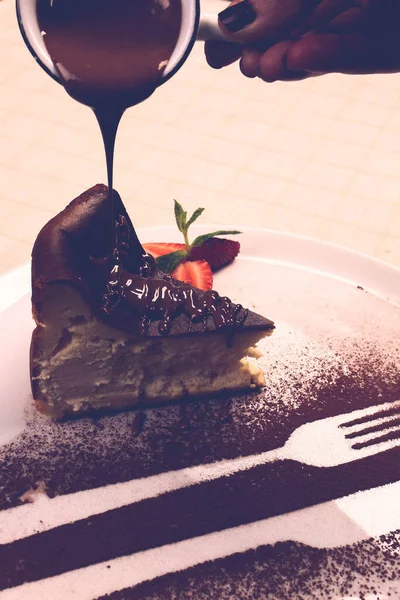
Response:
348,172,384,201
294,89,345,117
0,137,31,166
218,118,271,146
374,128,400,154
161,182,219,210
283,185,342,220
383,204,400,238
268,128,318,158
378,236,400,266
251,150,307,180
0,235,31,273
377,177,400,205
181,158,237,192
227,170,285,203
0,197,20,222
314,139,367,169
342,100,389,128
198,136,254,170
1,113,48,145
336,195,392,234
243,99,287,128
203,192,265,228
177,107,228,137
195,88,244,116
151,124,209,157
384,108,400,132
356,81,400,107
297,162,353,192
326,119,377,147
364,149,400,177
0,204,53,244
280,110,331,136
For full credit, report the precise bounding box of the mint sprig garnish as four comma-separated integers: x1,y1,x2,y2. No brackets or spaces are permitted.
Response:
186,207,205,230
191,230,241,248
155,200,241,273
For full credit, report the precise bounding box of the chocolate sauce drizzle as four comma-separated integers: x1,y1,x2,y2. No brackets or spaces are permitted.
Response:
37,0,183,250
37,1,250,340
94,215,249,338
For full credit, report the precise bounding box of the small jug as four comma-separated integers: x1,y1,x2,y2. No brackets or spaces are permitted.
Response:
16,0,230,86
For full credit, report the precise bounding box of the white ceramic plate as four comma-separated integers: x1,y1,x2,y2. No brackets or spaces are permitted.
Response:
0,227,399,600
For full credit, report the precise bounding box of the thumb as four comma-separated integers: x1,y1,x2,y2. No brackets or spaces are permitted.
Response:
218,0,320,45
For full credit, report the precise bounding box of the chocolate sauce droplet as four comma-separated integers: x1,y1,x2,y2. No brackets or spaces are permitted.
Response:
178,404,190,430
220,398,232,425
131,412,146,438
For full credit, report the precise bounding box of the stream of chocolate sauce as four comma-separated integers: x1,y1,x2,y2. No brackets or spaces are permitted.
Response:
37,0,182,231
36,0,252,337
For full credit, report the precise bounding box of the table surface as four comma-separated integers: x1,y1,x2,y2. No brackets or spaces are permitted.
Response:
1,0,400,276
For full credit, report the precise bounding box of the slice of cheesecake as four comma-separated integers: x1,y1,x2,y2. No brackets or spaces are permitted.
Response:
30,185,274,419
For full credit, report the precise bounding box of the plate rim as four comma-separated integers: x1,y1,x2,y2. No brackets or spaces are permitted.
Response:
139,225,400,276
1,227,400,594
1,227,400,313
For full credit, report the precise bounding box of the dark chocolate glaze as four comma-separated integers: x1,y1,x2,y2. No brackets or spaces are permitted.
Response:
97,213,250,337
31,184,275,338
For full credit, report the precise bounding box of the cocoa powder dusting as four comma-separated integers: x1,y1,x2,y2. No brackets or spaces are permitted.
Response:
0,330,399,595
100,531,400,600
1,335,399,509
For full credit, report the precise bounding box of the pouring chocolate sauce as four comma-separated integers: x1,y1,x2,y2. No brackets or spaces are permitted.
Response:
37,0,182,225
35,0,248,337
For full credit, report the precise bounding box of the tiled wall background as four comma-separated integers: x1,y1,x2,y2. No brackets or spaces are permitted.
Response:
1,0,400,275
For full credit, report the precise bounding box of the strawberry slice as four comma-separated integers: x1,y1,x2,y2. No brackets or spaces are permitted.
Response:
143,200,241,280
172,260,213,291
143,242,185,259
190,238,240,272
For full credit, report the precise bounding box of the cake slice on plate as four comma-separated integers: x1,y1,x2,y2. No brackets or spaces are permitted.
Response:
30,185,274,419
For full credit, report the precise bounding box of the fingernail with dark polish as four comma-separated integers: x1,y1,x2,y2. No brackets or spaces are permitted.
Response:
218,0,257,33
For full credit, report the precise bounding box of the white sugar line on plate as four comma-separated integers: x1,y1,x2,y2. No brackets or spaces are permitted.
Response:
3,480,400,600
0,446,283,544
2,399,400,545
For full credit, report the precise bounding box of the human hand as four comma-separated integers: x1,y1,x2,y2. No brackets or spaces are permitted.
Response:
205,1,400,82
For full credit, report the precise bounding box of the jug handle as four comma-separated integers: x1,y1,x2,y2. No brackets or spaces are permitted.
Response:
197,12,233,42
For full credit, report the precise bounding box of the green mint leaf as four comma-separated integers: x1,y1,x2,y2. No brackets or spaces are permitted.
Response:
174,200,185,233
156,250,187,274
182,211,188,232
191,230,241,248
186,207,205,229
